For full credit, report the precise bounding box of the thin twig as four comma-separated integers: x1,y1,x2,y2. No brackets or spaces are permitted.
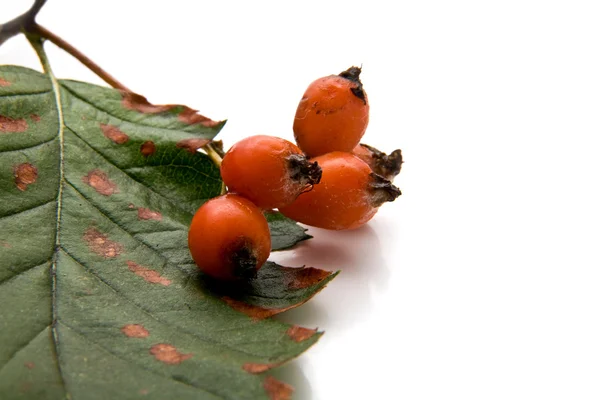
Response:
31,24,132,93
0,0,47,45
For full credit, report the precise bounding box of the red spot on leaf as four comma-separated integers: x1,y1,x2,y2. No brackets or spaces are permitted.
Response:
286,325,317,343
13,163,38,191
178,108,220,127
286,266,333,289
0,78,10,87
243,362,280,374
100,123,129,144
121,324,150,338
222,297,293,320
0,115,28,133
30,114,41,122
82,169,119,196
24,362,35,370
140,141,156,157
263,376,293,400
127,261,171,286
150,344,192,365
176,138,211,153
138,208,162,221
83,227,124,258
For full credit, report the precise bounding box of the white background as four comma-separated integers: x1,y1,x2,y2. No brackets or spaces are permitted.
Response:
3,1,600,399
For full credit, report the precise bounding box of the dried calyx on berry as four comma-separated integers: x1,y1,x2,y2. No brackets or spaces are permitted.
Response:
353,143,403,180
287,154,322,192
339,66,367,105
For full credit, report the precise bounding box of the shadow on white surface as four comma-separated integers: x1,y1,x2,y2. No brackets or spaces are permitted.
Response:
269,221,393,398
272,222,390,328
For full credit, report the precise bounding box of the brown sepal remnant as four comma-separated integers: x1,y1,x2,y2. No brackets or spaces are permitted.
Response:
286,325,317,343
121,92,220,127
0,78,10,87
30,114,41,123
137,208,162,221
83,227,124,258
82,169,119,196
127,261,171,286
140,141,156,157
263,376,294,400
149,344,192,365
0,115,28,133
176,138,211,153
242,362,281,374
121,324,150,338
100,123,129,144
284,266,333,290
24,362,35,370
14,163,38,191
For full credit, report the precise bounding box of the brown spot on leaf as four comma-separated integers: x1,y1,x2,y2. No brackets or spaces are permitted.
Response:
0,115,28,133
20,381,32,394
286,325,317,343
100,123,129,144
127,261,171,286
138,208,162,221
286,266,333,289
83,227,124,258
243,362,280,374
0,78,10,87
121,324,150,338
122,92,174,114
14,163,38,191
150,344,192,365
121,91,221,127
222,297,292,320
140,141,156,157
82,169,119,196
30,114,41,122
0,241,11,248
24,362,35,370
176,138,211,153
128,203,135,209
178,108,220,127
263,376,293,400
140,389,149,395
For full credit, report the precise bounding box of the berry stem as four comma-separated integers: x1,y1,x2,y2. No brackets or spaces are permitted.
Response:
204,142,227,195
30,24,133,93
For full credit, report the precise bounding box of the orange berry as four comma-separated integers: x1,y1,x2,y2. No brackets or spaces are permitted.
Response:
279,152,400,230
220,135,322,209
293,66,369,157
188,194,271,280
353,143,403,180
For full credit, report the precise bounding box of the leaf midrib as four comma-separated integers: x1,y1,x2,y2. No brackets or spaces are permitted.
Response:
45,54,69,397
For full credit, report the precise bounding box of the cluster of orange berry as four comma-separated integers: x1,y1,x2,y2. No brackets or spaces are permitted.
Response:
188,66,402,280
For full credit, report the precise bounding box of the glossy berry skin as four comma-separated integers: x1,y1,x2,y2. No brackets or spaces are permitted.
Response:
221,135,321,209
353,143,403,181
188,194,271,280
293,66,370,157
279,152,401,230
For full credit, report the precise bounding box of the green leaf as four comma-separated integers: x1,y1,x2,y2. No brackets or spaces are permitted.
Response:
0,65,335,399
265,211,312,251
